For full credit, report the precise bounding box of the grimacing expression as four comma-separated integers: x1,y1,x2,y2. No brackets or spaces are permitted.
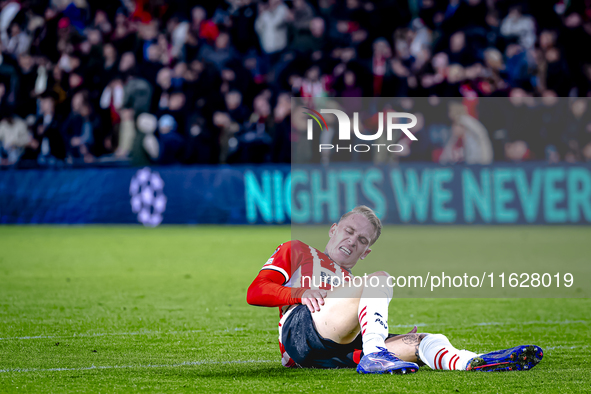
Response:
324,214,375,269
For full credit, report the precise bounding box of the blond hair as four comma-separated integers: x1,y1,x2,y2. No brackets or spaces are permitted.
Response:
339,205,382,245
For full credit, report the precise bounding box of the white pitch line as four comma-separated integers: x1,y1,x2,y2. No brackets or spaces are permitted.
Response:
2,345,589,374
473,320,588,327
0,320,586,342
389,320,587,329
546,345,590,350
0,328,245,341
0,359,275,374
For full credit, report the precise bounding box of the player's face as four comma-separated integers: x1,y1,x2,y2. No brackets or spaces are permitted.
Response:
325,214,374,269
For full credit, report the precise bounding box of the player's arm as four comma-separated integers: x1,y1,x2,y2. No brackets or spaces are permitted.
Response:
247,242,327,312
246,271,327,312
246,269,306,307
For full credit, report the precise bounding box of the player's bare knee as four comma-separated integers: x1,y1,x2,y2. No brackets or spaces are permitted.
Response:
367,272,390,287
347,283,365,299
369,271,390,278
359,273,392,299
328,282,364,299
365,271,391,289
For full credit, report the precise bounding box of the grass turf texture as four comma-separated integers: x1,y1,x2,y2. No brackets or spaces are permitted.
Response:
0,226,589,393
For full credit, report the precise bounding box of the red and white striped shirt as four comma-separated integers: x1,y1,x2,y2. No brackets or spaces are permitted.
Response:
247,240,353,367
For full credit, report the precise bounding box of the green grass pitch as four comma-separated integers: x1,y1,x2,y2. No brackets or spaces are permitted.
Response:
0,226,590,393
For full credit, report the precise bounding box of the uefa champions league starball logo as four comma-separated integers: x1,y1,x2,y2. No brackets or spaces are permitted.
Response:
129,167,167,227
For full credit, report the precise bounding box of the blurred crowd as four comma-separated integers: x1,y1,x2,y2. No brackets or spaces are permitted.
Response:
1,0,591,167
293,96,591,165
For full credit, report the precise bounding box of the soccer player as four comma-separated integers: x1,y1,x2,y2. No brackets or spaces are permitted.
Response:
247,206,543,374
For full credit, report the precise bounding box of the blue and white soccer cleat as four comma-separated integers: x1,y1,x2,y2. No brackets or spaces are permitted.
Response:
466,345,543,372
356,347,419,375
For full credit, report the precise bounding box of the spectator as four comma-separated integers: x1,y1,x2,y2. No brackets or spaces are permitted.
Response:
255,0,289,57
291,16,327,57
523,90,561,161
230,0,259,54
336,69,362,99
0,50,19,107
292,0,314,30
163,90,188,135
371,37,392,96
228,93,273,163
137,21,159,63
182,29,200,63
542,47,571,96
100,43,119,88
0,114,30,164
270,91,291,163
131,112,158,166
92,10,112,36
440,101,493,165
99,75,124,139
447,31,475,67
21,92,66,163
120,53,153,115
115,108,135,159
151,67,171,113
299,65,331,98
441,0,488,33
167,15,189,60
0,0,590,167
191,6,219,43
5,21,31,56
500,6,536,50
111,10,134,54
225,90,250,125
198,31,236,70
141,42,165,82
504,43,530,89
157,114,184,164
62,0,90,32
62,90,103,161
483,47,509,93
16,53,38,117
0,0,21,49
215,110,240,164
183,113,218,164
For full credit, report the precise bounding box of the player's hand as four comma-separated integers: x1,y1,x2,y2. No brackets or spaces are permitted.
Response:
301,289,327,313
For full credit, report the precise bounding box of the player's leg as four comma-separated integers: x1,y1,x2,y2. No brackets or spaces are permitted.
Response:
382,332,544,372
309,273,542,372
309,283,364,343
416,334,479,370
312,278,543,373
279,280,366,369
384,333,428,363
417,333,544,371
311,271,420,374
311,271,390,349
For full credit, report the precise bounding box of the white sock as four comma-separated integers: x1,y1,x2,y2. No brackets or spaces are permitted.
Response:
358,278,393,355
418,334,479,370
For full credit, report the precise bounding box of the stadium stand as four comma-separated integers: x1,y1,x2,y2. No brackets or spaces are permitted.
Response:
0,0,590,167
